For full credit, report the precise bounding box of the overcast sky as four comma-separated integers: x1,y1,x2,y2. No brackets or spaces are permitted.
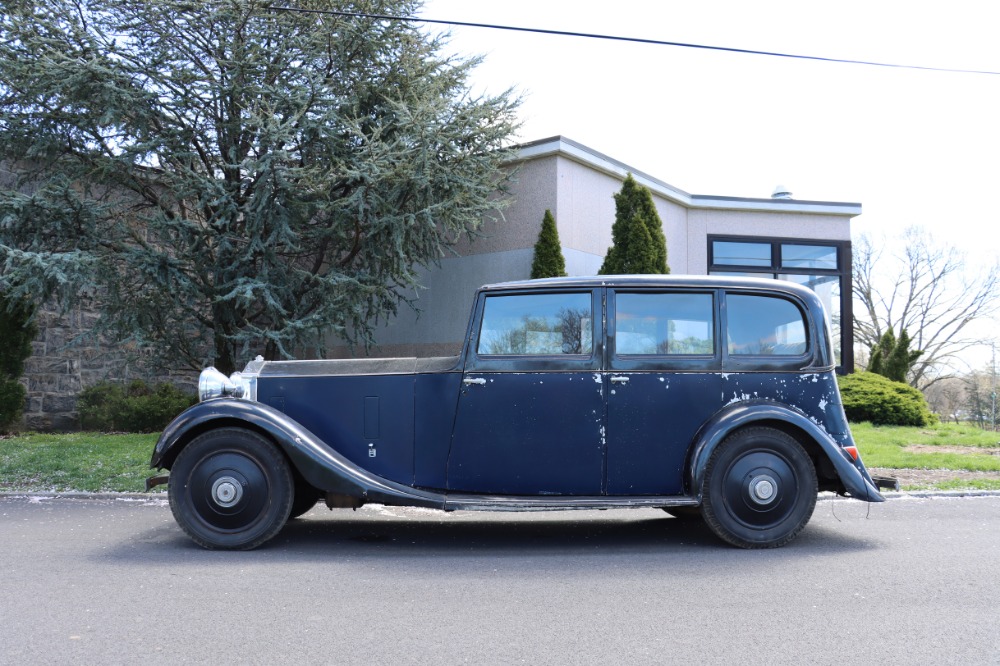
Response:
419,0,1000,367
419,0,998,247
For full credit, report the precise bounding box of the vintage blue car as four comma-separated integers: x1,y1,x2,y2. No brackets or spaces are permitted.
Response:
149,276,893,550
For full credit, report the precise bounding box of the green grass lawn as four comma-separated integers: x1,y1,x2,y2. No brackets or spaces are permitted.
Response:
0,423,998,494
851,422,1000,491
0,432,158,493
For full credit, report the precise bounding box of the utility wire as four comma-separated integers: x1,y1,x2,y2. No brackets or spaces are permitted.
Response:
266,6,1000,76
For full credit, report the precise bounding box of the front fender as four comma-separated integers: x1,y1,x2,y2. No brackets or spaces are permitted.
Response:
151,400,443,509
688,401,884,503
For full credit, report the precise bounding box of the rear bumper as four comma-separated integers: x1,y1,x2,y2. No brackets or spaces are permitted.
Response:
871,475,900,492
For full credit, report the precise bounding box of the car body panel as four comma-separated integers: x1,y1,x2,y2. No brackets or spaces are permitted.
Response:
448,370,606,494
606,371,722,495
257,374,416,486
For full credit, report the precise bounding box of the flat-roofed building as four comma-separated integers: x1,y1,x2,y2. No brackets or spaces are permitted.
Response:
360,136,858,370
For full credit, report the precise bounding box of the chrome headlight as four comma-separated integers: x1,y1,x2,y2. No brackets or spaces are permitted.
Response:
199,367,254,402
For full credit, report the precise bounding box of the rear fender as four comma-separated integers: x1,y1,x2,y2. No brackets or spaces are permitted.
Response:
688,400,884,503
151,400,443,509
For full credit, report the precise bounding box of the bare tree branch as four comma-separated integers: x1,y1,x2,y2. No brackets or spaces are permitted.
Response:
853,226,999,389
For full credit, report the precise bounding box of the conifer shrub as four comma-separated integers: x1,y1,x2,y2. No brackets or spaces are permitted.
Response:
837,372,936,426
0,296,36,432
868,327,922,383
599,174,669,275
530,210,568,279
78,380,196,433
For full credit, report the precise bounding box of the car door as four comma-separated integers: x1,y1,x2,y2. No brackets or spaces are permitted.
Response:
605,289,722,495
446,289,604,495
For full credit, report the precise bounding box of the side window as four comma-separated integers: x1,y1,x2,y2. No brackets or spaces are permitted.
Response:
615,293,714,355
727,294,807,356
478,293,593,356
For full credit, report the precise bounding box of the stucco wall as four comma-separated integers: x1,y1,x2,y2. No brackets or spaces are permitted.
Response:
452,157,558,257
552,157,691,273
338,248,535,357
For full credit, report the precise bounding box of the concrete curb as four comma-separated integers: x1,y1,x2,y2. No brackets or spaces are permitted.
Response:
0,491,166,501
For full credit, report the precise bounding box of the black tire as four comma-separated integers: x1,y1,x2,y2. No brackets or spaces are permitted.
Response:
701,427,817,549
168,428,294,550
288,480,321,520
662,506,702,520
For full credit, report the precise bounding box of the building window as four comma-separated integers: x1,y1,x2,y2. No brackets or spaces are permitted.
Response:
708,236,852,371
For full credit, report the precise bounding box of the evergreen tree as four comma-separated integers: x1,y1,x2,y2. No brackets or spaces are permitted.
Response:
0,295,36,431
598,174,669,275
530,210,568,279
868,328,922,383
0,0,519,374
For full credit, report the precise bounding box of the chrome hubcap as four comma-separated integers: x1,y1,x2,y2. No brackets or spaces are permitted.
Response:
212,476,244,507
749,474,778,505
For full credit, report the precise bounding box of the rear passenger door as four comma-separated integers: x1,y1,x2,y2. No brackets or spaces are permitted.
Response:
605,289,722,495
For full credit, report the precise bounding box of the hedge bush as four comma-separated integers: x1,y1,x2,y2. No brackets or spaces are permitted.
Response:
78,380,196,433
837,372,936,426
0,295,36,432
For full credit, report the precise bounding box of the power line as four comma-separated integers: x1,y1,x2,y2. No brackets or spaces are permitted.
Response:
266,6,1000,76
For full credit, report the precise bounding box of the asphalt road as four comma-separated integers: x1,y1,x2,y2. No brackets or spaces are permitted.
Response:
1,493,998,665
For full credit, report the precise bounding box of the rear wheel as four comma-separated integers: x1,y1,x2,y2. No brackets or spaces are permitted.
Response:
168,428,294,550
701,427,817,549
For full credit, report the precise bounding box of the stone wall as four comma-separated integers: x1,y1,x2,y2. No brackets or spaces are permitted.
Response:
20,303,197,431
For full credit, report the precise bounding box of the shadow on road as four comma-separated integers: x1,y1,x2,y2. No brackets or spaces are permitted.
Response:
106,508,879,566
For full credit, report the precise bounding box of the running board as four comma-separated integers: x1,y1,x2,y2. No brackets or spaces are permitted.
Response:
442,495,698,512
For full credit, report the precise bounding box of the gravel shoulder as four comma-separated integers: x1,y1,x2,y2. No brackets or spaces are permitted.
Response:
870,466,1000,486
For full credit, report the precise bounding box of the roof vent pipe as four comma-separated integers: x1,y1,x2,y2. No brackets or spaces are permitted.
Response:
771,185,793,199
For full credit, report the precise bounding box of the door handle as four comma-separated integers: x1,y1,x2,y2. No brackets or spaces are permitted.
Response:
610,376,630,384
463,377,487,386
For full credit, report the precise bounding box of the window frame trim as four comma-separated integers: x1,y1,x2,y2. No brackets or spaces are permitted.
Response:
607,288,722,372
465,288,604,373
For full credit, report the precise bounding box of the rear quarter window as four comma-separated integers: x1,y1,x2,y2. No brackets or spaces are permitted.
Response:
727,294,807,356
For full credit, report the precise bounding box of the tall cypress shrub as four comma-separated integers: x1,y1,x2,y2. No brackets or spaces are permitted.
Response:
599,174,669,275
0,295,36,431
530,210,568,279
868,327,922,384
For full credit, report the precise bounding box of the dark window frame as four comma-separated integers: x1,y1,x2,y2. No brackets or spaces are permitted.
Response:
608,288,721,372
708,235,853,373
465,289,603,373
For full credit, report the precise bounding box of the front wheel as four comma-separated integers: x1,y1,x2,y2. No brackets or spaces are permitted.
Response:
168,428,294,550
701,427,817,549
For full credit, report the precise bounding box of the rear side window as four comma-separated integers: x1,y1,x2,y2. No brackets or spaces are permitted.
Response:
615,292,714,355
727,294,807,356
478,293,593,356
